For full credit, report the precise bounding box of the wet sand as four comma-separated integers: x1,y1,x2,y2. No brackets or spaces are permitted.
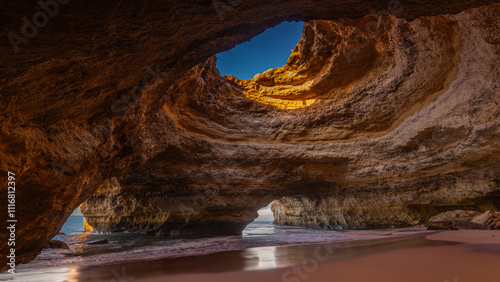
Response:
70,229,500,282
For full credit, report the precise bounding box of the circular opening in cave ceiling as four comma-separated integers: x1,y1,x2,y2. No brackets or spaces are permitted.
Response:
215,21,318,110
216,21,304,80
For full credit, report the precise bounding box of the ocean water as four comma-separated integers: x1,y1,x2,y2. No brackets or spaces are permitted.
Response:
60,215,85,234
4,217,397,282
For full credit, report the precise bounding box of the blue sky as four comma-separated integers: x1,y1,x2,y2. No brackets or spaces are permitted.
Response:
71,208,83,216
217,21,304,80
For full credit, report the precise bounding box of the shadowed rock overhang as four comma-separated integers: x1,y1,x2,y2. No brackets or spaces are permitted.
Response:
1,0,499,271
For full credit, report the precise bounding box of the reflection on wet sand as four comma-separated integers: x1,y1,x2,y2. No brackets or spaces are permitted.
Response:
73,232,449,281
66,266,80,282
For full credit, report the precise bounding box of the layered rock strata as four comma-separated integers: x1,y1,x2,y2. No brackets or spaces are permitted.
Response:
425,210,500,230
1,0,499,269
83,8,499,234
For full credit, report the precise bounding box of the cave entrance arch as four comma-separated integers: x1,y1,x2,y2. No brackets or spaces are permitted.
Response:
242,200,277,236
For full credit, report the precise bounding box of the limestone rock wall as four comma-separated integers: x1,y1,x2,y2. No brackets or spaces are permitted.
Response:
1,0,499,270
272,163,500,229
82,6,499,234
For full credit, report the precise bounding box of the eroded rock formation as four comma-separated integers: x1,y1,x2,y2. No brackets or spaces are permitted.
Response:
1,0,499,270
83,7,499,234
45,240,69,250
425,210,500,230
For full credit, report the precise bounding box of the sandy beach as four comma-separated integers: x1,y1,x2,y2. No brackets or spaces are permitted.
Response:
134,230,500,282
63,229,500,282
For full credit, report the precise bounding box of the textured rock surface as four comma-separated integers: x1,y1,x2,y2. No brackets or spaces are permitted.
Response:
45,240,69,250
1,0,499,270
84,7,500,235
471,211,500,229
426,210,500,230
425,210,484,229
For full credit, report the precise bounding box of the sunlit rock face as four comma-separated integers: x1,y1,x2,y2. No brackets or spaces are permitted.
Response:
1,0,499,270
82,6,499,234
272,163,500,229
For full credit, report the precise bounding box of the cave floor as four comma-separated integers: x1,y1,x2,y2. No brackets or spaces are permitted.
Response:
10,229,499,282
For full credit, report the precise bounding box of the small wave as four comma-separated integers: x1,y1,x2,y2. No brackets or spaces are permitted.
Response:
19,221,387,271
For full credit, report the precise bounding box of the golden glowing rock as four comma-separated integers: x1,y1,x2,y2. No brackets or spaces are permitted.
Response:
232,18,382,110
83,218,94,233
82,7,500,237
1,0,498,270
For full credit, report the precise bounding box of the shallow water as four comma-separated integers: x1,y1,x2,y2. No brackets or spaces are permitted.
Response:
1,217,435,282
60,215,85,234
